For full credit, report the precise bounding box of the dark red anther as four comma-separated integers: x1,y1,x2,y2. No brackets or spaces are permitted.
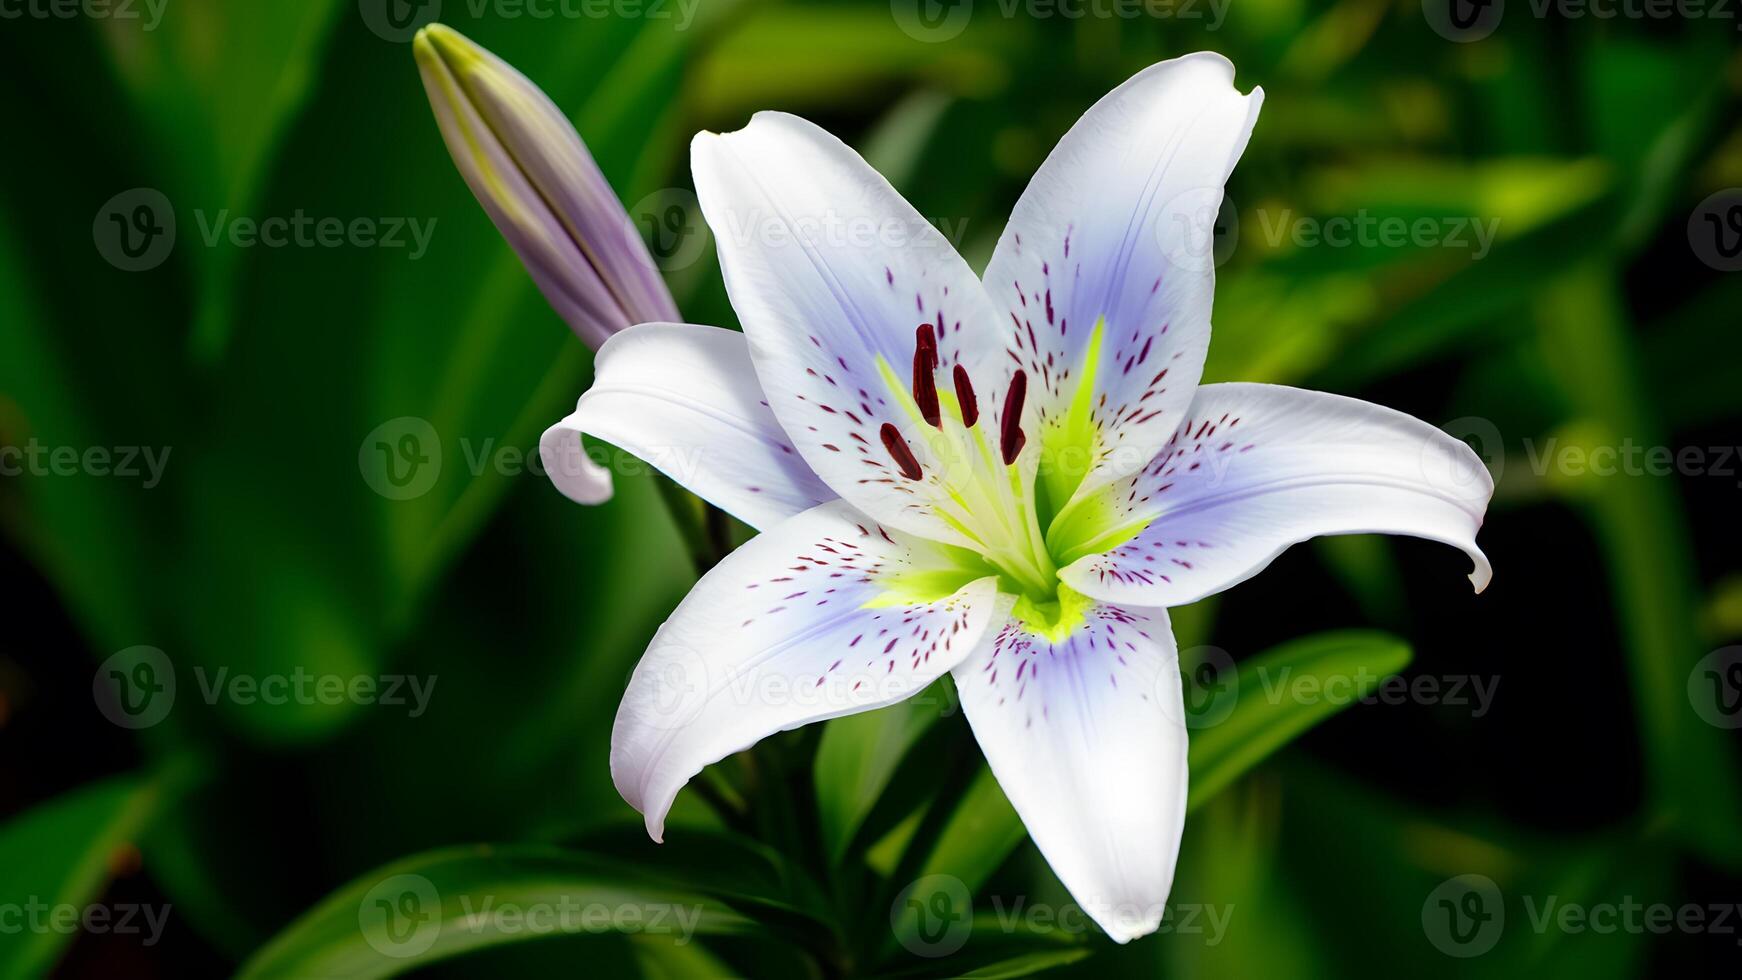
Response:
999,370,1028,465
915,323,937,358
880,423,924,481
912,338,941,429
952,365,979,428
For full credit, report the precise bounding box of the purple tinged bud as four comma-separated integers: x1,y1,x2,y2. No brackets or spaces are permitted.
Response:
414,23,680,349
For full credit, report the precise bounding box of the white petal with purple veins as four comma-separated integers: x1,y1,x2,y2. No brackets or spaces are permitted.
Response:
953,596,1188,943
691,113,1011,546
1056,383,1494,606
540,322,836,529
982,53,1264,513
613,500,1009,841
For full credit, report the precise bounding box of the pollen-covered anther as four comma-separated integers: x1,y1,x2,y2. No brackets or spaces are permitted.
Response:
880,422,924,481
913,323,942,428
1000,370,1028,465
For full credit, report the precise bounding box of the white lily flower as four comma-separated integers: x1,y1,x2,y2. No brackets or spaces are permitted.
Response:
541,53,1493,943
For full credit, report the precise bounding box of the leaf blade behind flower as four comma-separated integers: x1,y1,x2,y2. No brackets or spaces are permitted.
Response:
236,844,757,980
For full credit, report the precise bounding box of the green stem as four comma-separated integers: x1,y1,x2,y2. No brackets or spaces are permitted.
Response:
651,473,714,574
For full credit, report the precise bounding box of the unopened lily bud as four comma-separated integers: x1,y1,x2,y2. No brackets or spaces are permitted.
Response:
414,23,679,348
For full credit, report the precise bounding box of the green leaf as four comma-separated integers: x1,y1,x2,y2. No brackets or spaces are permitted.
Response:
815,682,952,863
897,631,1412,929
628,932,738,979
0,214,157,650
95,0,346,361
1276,764,1662,977
237,845,756,980
951,947,1094,978
1165,783,1331,979
0,775,167,980
160,12,719,744
1536,262,1742,868
693,7,1017,119
1187,630,1411,811
912,764,1029,896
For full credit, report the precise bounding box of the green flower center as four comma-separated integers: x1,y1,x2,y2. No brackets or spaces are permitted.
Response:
868,318,1147,631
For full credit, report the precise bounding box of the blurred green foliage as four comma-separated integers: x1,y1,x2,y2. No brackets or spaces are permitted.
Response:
1,0,1739,976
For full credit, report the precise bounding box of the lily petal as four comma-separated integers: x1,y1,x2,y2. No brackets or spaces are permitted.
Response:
1057,383,1494,607
983,53,1263,512
690,113,1006,545
539,322,835,529
954,597,1187,943
612,500,1009,841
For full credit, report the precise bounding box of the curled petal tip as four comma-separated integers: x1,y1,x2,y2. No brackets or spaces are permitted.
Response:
1468,547,1494,594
